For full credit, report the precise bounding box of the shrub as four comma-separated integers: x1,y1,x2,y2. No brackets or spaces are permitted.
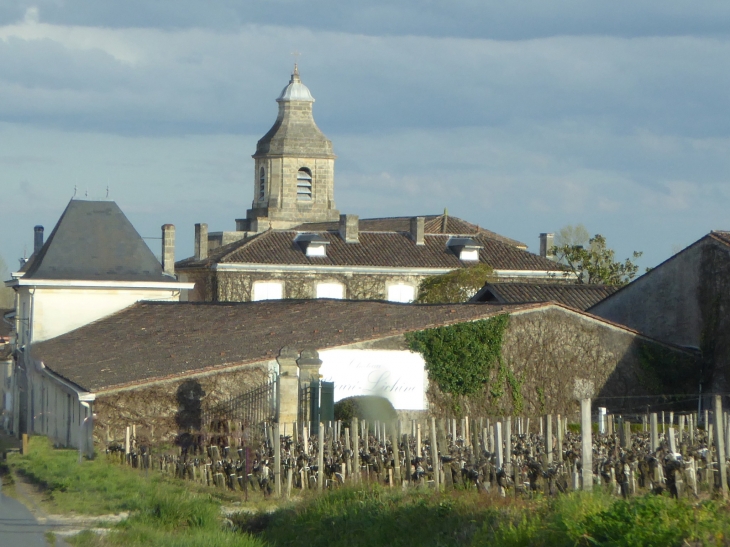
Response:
334,396,397,429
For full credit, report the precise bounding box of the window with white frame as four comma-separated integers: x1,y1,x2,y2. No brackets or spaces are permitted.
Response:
259,167,266,200
387,283,415,303
252,281,283,301
297,168,312,201
316,282,344,299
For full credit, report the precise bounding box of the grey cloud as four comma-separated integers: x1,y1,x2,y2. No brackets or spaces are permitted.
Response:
0,26,728,142
2,0,730,41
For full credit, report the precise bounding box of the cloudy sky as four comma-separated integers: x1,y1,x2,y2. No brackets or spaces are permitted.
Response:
1,1,729,272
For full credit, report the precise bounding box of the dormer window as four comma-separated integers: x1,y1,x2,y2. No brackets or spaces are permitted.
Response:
297,168,312,201
447,237,482,261
259,167,266,200
295,233,329,257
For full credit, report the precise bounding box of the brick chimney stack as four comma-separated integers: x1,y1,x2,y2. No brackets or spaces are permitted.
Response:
33,225,44,254
195,223,208,260
539,233,555,259
410,217,425,245
339,214,359,243
161,224,175,276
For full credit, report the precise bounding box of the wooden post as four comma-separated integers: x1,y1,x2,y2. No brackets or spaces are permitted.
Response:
581,398,593,491
505,417,512,470
668,428,677,454
21,433,28,455
416,423,422,458
125,426,130,455
495,422,504,470
464,416,470,447
714,396,728,498
352,418,360,481
393,422,401,484
430,417,440,491
274,423,281,498
650,413,659,453
302,425,309,455
545,415,553,464
403,433,412,485
556,415,563,463
317,422,325,491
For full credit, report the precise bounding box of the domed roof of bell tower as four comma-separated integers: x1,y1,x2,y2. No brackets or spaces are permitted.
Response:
254,66,335,159
277,64,315,103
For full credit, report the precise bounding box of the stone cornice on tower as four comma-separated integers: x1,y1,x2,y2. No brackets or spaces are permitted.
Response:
253,66,336,160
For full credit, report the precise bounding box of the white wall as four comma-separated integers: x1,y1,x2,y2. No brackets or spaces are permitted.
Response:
25,362,92,451
318,349,428,410
16,286,182,344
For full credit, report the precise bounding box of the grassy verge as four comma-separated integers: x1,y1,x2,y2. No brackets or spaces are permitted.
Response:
7,437,730,546
233,485,730,547
6,436,265,547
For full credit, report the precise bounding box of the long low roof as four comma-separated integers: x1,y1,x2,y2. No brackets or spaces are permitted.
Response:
29,299,691,396
472,283,620,311
31,300,536,393
177,230,562,272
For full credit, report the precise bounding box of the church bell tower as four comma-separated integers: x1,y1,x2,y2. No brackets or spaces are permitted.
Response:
244,65,339,231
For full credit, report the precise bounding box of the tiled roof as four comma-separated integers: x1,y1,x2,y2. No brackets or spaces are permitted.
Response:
22,200,169,282
472,282,620,311
177,231,561,272
31,300,538,392
293,214,527,248
710,231,730,246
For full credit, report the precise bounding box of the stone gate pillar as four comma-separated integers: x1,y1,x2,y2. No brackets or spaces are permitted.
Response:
297,348,322,386
276,347,299,424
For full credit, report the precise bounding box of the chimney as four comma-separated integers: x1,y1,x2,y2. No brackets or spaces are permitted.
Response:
195,223,208,260
33,225,44,254
161,224,175,276
409,217,425,245
339,214,359,243
539,233,554,259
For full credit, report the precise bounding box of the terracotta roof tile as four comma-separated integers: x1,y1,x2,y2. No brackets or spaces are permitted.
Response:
472,282,619,311
293,214,527,248
178,231,561,272
31,300,537,392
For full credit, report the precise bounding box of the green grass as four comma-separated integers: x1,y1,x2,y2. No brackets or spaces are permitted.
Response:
232,486,730,547
6,436,265,547
8,436,730,547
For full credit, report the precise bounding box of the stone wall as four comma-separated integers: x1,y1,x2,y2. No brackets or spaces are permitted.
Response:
425,306,698,418
590,240,707,349
214,271,425,302
591,236,730,393
93,363,269,445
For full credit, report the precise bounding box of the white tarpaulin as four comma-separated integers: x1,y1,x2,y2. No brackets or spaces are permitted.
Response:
318,349,427,410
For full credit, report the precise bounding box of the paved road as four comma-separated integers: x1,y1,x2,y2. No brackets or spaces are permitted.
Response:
0,490,50,547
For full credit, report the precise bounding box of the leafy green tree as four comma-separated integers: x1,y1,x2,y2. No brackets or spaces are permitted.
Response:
551,234,642,286
415,263,494,303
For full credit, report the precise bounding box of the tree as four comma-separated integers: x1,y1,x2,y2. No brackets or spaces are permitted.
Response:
415,263,494,303
551,234,642,286
554,224,589,248
0,255,15,308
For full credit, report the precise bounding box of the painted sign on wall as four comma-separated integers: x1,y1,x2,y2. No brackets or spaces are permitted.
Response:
318,349,427,410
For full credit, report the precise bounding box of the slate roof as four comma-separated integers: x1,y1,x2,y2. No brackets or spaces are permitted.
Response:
177,230,560,272
21,200,170,282
31,300,538,392
472,282,620,311
293,214,527,248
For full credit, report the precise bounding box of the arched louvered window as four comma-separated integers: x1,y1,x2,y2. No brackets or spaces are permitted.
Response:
297,168,312,201
259,167,266,200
